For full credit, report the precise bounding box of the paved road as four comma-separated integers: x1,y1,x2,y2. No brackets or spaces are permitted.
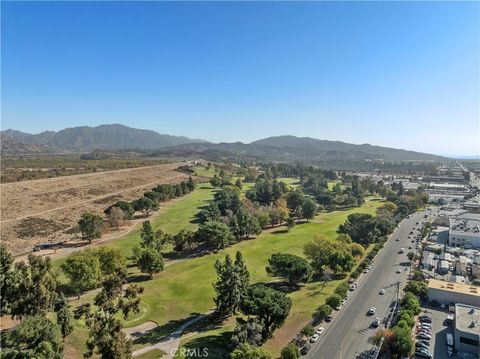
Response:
306,211,430,359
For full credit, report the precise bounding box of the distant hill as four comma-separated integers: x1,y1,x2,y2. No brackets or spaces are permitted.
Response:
0,134,60,155
1,124,206,152
2,125,447,162
151,135,447,163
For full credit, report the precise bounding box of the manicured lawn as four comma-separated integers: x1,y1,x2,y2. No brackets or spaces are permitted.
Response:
145,199,382,357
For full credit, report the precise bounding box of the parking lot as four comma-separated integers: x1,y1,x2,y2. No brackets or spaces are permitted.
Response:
416,304,455,359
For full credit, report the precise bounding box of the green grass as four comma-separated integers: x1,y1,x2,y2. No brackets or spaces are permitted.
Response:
61,177,383,358
134,199,382,357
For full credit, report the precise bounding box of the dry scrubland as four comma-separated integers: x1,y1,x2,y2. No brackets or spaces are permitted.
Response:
0,162,190,255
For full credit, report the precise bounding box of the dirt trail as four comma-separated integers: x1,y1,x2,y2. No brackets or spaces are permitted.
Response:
1,162,190,255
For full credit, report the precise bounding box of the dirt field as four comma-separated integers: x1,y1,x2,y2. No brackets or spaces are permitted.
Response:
0,162,191,255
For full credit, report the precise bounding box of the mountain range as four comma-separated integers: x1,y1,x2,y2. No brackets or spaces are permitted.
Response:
1,124,447,162
1,124,205,153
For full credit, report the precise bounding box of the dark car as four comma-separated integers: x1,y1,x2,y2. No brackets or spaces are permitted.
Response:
325,315,333,322
301,344,311,355
414,350,433,359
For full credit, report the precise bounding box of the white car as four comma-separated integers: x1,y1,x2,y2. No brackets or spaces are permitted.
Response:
396,268,402,274
316,326,325,335
379,289,385,295
368,307,376,315
310,334,320,342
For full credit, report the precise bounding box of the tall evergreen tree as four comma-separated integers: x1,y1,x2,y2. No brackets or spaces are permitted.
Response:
213,252,250,316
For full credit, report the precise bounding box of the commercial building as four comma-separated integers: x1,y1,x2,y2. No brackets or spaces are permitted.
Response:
454,303,480,357
427,279,480,307
449,214,480,249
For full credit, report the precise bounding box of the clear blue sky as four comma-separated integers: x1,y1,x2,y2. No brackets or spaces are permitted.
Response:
2,1,479,156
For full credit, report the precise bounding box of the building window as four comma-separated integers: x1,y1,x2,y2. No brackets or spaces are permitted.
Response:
459,336,479,347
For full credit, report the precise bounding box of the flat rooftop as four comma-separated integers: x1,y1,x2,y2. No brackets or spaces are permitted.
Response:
455,303,480,334
428,278,480,297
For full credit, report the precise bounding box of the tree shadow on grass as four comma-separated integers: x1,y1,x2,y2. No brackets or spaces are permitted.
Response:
261,281,302,294
271,229,289,234
127,273,151,283
162,247,212,261
180,331,232,359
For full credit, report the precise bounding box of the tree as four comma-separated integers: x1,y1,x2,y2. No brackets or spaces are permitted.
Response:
335,282,350,298
400,292,421,315
266,253,313,284
8,255,58,319
337,213,380,246
325,294,342,309
198,202,221,224
187,176,196,191
74,273,143,358
196,220,234,250
404,281,428,299
136,247,164,278
406,252,415,262
230,206,261,241
55,294,74,340
392,326,413,356
0,316,63,359
302,197,318,221
231,344,271,359
213,252,250,316
240,284,292,337
0,244,13,312
96,247,127,278
314,304,332,322
281,343,300,359
172,230,196,252
78,212,104,243
106,206,125,229
139,220,169,252
286,216,296,231
132,197,158,217
231,317,264,347
301,324,315,337
61,250,102,299
304,235,354,275
286,188,304,212
113,201,135,220
350,243,366,258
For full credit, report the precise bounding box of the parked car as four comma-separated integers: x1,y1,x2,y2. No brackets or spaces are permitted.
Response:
367,307,376,315
300,344,311,355
379,289,385,295
372,317,381,327
310,334,319,343
417,340,430,347
416,343,429,351
415,350,433,358
325,315,333,322
316,327,325,335
419,315,431,321
417,333,432,340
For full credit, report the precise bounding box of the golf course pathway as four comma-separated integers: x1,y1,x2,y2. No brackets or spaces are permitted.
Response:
128,312,212,358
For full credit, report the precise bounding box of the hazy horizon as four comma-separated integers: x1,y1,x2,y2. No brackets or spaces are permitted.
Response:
2,1,479,156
